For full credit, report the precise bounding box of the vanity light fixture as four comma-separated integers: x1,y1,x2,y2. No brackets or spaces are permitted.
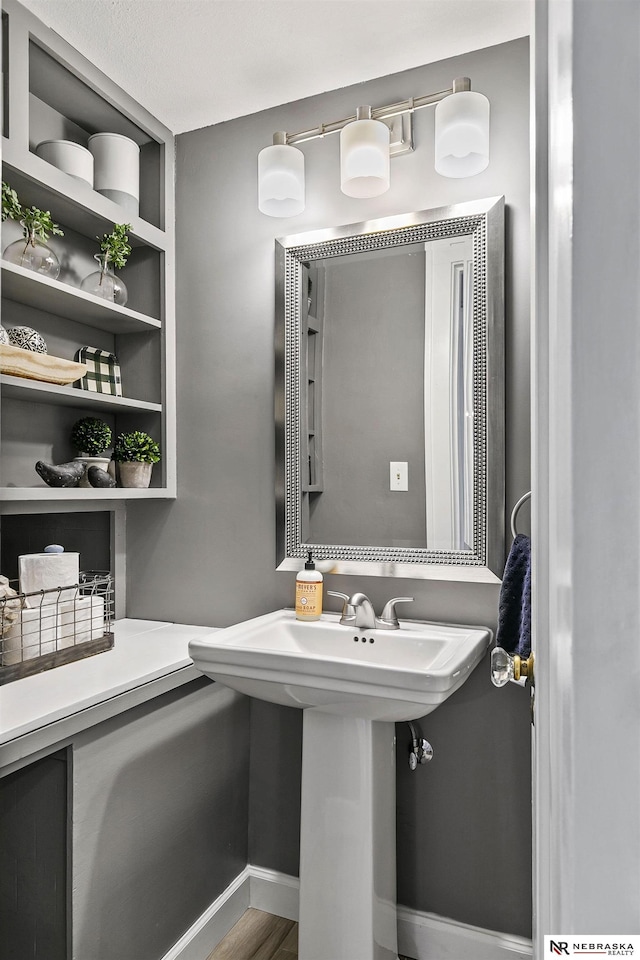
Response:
340,106,390,198
434,77,490,177
257,77,490,217
258,132,305,217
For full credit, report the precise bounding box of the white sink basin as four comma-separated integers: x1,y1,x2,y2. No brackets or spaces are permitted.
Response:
189,609,491,721
191,608,493,958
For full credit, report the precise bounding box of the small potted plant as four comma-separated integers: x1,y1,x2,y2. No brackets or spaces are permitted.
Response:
2,180,64,279
80,222,131,305
115,430,161,488
71,417,113,488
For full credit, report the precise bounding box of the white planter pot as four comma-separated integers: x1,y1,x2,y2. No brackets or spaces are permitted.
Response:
88,133,140,218
74,455,112,488
35,139,94,186
118,461,153,488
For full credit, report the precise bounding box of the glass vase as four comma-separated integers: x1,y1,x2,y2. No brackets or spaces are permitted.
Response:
3,227,61,279
80,254,128,306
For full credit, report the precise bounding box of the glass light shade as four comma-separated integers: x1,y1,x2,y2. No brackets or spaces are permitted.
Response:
434,91,490,178
258,143,305,217
340,118,390,198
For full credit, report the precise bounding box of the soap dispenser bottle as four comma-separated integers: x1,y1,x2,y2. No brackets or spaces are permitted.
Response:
295,551,323,621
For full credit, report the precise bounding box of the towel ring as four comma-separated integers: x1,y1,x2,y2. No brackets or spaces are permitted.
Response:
510,490,532,539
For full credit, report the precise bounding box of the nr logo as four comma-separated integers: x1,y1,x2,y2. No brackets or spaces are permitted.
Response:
550,943,570,956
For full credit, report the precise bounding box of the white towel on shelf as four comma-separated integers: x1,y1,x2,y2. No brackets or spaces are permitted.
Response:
18,553,80,607
1,605,57,665
57,596,105,648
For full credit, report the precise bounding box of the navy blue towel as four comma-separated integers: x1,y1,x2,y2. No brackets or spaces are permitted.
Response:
495,534,531,658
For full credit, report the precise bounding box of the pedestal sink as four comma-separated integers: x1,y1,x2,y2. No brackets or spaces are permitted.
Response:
189,609,491,960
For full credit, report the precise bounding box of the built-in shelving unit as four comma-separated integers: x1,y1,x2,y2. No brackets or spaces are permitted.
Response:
0,0,176,502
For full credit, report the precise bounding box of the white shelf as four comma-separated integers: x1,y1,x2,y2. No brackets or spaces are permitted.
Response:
0,487,175,501
0,374,162,412
1,260,161,333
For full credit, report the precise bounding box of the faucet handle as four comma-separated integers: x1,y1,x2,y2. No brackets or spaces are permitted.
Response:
327,591,357,625
327,590,349,609
378,597,414,628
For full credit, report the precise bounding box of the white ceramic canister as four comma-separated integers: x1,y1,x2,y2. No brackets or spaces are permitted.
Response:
88,132,140,218
35,139,94,186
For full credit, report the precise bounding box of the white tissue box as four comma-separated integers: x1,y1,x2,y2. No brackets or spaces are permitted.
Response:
57,596,105,648
1,605,57,665
19,553,80,606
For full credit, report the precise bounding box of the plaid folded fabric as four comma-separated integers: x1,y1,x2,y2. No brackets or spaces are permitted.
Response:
75,347,122,396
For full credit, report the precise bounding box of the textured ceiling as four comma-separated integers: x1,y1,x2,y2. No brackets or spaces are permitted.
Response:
21,0,532,135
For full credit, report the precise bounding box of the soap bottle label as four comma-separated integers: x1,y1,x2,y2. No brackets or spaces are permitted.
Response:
295,580,322,620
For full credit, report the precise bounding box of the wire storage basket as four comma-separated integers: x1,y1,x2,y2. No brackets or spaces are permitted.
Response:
0,572,114,684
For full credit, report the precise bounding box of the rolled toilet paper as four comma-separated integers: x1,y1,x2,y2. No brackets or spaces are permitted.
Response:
19,552,80,606
1,605,57,665
57,595,105,648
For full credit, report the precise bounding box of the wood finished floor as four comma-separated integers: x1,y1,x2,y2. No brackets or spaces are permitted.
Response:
205,908,414,960
206,909,297,960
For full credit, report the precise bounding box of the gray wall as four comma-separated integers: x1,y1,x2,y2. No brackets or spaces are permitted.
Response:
71,681,249,960
127,38,531,936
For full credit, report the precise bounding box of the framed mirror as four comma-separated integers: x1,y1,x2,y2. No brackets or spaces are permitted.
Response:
275,196,504,582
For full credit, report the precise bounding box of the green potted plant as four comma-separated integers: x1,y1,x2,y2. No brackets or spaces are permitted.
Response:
80,222,132,306
2,180,64,279
115,430,161,488
70,417,113,488
2,181,22,222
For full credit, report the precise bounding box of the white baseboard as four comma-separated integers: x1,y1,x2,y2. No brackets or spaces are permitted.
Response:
397,904,532,960
160,867,251,960
162,865,532,960
248,864,300,922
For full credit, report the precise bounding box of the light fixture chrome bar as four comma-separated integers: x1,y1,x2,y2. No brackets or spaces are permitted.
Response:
284,80,470,147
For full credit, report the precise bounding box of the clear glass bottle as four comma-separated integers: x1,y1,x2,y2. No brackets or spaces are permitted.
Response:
3,224,61,279
80,253,128,306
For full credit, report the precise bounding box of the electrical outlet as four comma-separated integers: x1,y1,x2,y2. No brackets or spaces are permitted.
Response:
390,461,408,491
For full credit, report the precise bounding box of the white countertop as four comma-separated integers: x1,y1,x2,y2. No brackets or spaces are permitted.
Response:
0,618,219,770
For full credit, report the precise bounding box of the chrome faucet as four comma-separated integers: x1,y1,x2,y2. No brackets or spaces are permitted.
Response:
327,591,414,630
350,592,377,630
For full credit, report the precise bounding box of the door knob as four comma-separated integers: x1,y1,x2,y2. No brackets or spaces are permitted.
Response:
490,646,534,687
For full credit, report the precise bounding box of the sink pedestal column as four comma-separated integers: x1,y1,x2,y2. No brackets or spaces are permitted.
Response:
298,709,398,960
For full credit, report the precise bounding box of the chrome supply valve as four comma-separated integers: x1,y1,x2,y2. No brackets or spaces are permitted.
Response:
407,720,433,770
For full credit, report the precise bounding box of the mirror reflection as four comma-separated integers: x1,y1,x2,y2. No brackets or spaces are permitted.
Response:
276,197,504,581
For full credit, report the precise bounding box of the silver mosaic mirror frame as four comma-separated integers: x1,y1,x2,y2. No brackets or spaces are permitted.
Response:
275,196,505,583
